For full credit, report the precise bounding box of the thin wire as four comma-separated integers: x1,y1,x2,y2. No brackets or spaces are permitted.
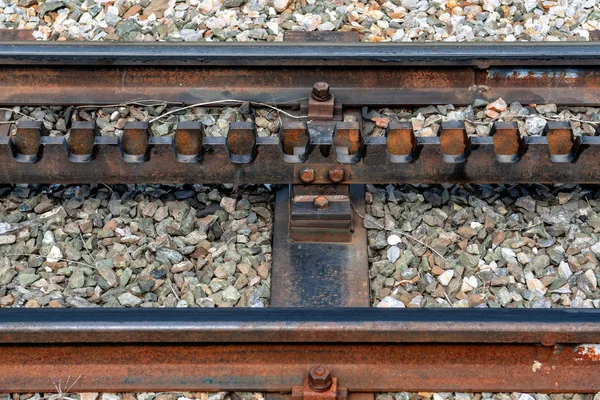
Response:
148,99,307,123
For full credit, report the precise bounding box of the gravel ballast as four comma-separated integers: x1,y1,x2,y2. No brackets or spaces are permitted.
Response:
0,104,282,138
367,184,600,308
0,0,599,42
0,183,273,308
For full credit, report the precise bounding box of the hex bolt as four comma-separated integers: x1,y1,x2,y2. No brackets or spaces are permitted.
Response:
308,365,332,392
311,82,331,101
313,196,329,210
299,167,315,183
328,167,345,183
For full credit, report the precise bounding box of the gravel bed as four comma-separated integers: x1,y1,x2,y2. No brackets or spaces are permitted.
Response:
1,0,599,42
365,100,600,137
367,183,600,308
0,104,282,137
0,183,273,308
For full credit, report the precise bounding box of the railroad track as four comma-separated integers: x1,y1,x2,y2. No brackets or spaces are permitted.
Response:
1,36,600,395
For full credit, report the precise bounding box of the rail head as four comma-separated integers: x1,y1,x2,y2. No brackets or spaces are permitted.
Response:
1,308,599,344
1,41,600,66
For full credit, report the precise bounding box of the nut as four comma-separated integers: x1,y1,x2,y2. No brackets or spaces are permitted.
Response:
311,82,331,101
299,168,315,183
308,365,332,392
328,167,344,183
313,196,329,210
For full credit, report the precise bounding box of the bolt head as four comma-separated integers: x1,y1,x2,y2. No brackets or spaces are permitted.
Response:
299,168,315,183
313,196,329,210
328,167,345,183
312,82,331,101
308,365,332,392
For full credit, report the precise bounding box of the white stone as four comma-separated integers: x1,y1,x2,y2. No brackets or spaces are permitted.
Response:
0,222,12,235
377,296,405,308
585,269,597,290
46,245,63,262
117,293,142,307
438,270,454,287
273,0,291,12
557,261,573,279
526,116,547,135
42,230,55,245
387,246,400,263
387,234,402,245
80,393,99,400
501,247,516,259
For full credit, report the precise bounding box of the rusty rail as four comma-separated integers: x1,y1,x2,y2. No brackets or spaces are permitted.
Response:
2,41,600,395
0,308,599,393
1,42,600,183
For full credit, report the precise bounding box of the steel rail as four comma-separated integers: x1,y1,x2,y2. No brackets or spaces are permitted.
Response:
1,308,600,344
0,308,599,393
1,42,600,66
2,42,600,106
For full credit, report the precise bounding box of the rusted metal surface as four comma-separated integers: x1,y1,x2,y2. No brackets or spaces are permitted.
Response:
289,185,353,243
1,308,599,392
0,29,34,41
387,121,415,157
492,122,520,156
13,120,44,156
328,167,345,183
2,338,600,392
174,121,203,156
227,122,256,163
547,121,575,161
281,122,309,158
7,132,600,183
440,121,468,161
271,186,369,306
4,65,600,107
573,344,600,361
308,82,335,120
333,122,362,163
122,121,149,156
68,121,96,156
293,366,346,400
299,167,316,183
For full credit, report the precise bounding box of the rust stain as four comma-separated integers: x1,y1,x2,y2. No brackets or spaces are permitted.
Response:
493,125,520,155
333,126,362,155
440,128,467,156
175,124,203,156
227,125,255,156
122,123,149,155
547,128,574,156
0,29,34,41
574,344,600,361
14,124,42,155
388,127,415,156
281,126,309,155
69,125,95,155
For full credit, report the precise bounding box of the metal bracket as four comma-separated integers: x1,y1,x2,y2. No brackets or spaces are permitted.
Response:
290,185,353,243
292,366,347,400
